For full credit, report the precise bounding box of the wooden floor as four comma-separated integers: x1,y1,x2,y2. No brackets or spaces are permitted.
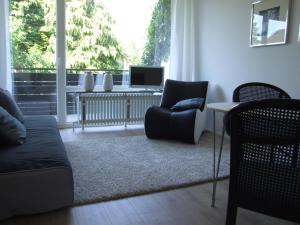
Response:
0,126,297,225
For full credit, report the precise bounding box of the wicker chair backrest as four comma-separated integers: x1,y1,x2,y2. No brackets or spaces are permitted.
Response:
233,82,291,102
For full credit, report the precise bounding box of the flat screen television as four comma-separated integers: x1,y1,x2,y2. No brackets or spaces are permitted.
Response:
129,66,164,90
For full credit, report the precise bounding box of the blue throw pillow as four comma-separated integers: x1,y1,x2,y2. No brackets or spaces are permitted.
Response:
0,106,26,145
0,89,25,123
171,98,205,111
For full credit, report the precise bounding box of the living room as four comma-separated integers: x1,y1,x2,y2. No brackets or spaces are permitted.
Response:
0,0,300,225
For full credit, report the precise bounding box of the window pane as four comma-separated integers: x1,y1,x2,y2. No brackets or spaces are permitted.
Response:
65,0,170,122
65,0,170,87
9,0,57,115
102,0,171,68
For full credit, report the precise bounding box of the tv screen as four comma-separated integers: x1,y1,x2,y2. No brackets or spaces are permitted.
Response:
129,66,164,89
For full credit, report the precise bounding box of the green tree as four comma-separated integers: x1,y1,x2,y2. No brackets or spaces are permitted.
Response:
9,0,125,70
141,0,171,66
10,0,55,68
66,0,124,69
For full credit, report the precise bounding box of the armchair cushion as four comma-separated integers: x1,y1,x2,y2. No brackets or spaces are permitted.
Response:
170,98,205,112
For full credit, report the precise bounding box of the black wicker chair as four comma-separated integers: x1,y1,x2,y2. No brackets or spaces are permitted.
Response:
224,99,300,225
233,82,291,102
224,82,291,135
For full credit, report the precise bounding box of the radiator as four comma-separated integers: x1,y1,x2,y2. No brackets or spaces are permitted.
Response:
75,92,161,129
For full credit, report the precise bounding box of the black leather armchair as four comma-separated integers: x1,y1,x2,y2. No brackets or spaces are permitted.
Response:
145,79,208,144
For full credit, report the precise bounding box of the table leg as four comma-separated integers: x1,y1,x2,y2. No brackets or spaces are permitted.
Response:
211,110,216,207
216,125,225,181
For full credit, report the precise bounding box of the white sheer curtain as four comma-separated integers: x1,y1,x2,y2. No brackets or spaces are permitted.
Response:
0,0,12,92
170,0,198,81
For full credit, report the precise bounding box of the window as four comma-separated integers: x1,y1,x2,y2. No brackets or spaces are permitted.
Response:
9,0,57,115
9,0,170,123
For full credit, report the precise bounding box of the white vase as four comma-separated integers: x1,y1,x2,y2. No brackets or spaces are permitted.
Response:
84,73,94,92
103,73,113,92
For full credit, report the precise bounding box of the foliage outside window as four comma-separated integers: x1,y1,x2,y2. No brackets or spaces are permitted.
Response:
141,0,170,66
9,0,170,70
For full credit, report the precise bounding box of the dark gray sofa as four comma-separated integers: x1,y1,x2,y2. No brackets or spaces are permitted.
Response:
0,116,73,220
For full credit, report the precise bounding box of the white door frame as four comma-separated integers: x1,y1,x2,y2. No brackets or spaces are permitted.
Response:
56,0,67,125
0,0,12,92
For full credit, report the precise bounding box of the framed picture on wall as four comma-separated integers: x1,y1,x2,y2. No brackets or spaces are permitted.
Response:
250,0,291,47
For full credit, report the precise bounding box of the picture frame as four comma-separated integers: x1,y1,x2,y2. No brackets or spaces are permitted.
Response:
250,0,291,47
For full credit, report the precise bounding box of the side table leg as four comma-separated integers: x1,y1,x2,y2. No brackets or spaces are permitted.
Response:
211,110,216,207
216,125,225,181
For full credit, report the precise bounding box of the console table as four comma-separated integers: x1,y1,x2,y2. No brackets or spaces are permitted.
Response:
72,90,162,130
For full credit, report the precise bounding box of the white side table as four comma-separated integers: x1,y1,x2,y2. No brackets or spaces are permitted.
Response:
207,102,239,207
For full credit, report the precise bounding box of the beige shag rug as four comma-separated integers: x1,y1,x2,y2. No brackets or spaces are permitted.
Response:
63,132,229,205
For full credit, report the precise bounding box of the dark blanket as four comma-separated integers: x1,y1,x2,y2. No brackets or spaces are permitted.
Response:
0,116,71,173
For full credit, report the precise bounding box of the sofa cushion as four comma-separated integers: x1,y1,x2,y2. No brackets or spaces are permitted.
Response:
0,115,71,173
0,89,25,123
0,115,74,219
0,106,26,145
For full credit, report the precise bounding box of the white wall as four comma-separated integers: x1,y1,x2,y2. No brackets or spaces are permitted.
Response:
196,0,300,131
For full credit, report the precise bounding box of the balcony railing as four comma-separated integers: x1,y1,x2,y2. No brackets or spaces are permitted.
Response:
13,68,129,116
